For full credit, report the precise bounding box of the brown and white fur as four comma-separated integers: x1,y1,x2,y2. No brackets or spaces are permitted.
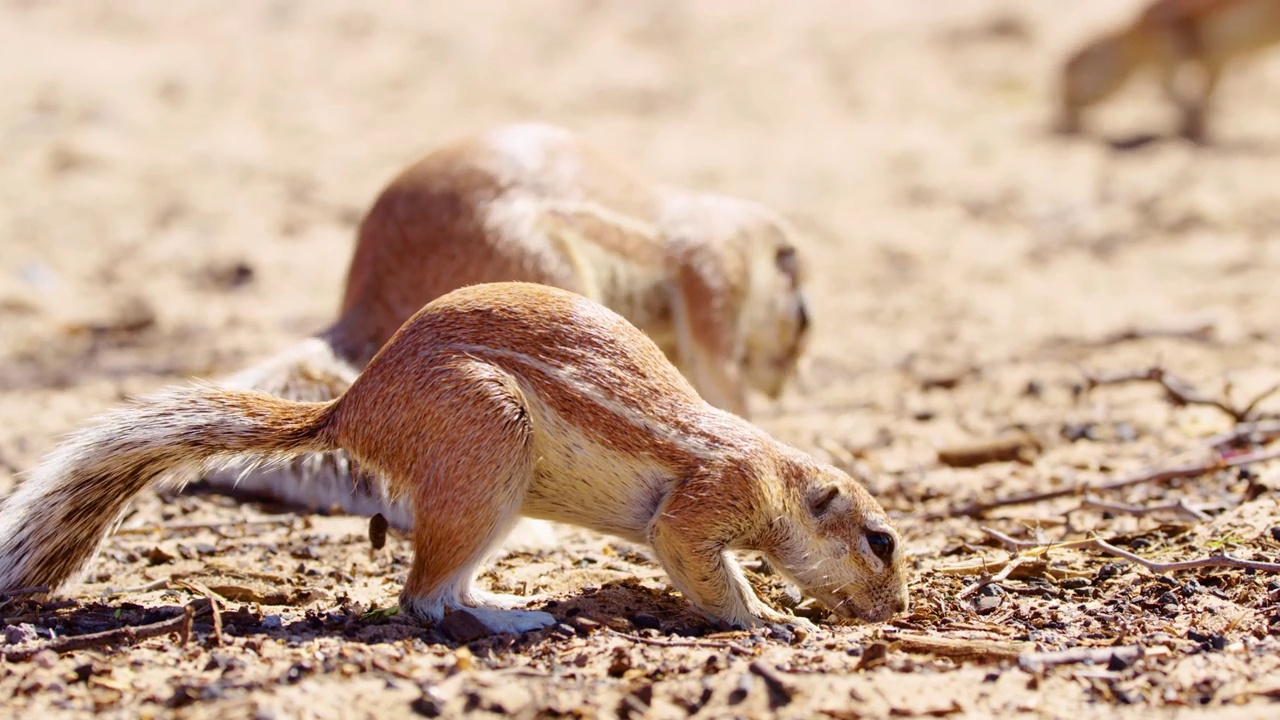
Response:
0,283,905,634
1056,0,1280,142
201,122,811,531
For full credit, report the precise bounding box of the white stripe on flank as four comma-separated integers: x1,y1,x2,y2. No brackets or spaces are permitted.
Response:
444,343,722,463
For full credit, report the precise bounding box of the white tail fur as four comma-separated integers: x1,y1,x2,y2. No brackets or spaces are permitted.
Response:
0,384,333,594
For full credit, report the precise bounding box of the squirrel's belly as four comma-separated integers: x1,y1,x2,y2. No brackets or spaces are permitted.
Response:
520,410,672,544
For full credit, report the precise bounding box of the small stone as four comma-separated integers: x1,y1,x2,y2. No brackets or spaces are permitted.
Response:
1107,653,1133,672
790,625,810,645
68,664,93,683
145,546,175,565
767,625,793,644
1095,563,1124,583
32,649,59,669
290,545,320,560
628,613,661,631
261,615,283,630
411,686,447,718
975,594,1002,613
1270,526,1280,543
4,624,39,645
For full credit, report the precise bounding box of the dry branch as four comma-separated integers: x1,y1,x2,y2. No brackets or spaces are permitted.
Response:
1088,538,1280,574
748,660,796,702
605,628,753,656
1202,419,1280,451
1046,320,1216,350
890,632,1029,661
938,445,1280,519
3,604,196,662
0,586,49,601
958,556,1036,600
1076,495,1209,522
102,577,172,597
978,527,1280,575
1017,644,1165,672
113,515,296,536
176,580,225,647
936,433,1040,468
1077,365,1279,423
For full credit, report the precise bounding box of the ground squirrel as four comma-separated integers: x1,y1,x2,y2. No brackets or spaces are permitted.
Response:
201,122,811,530
0,283,906,633
1057,0,1280,142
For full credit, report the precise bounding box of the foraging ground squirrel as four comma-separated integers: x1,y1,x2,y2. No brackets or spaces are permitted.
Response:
1057,0,1280,142
203,123,811,528
0,283,906,633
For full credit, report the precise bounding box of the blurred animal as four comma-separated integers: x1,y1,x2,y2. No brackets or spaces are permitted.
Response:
1056,0,1280,142
0,283,904,633
201,122,812,529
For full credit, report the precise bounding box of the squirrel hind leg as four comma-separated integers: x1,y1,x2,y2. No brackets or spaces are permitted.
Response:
394,365,541,625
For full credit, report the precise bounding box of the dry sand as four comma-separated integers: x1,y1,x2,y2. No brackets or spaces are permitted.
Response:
3,1,1280,718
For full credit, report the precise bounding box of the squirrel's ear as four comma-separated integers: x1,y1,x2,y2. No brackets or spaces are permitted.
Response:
807,484,840,517
775,244,800,281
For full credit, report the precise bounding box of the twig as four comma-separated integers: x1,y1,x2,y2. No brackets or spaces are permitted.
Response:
938,445,1280,519
748,661,796,703
176,580,224,647
0,586,49,601
979,528,1280,574
958,555,1034,600
1203,420,1280,451
980,526,1038,551
1047,320,1216,350
1077,495,1210,522
605,628,753,656
3,605,196,662
0,586,52,614
1018,644,1165,672
1077,365,1278,423
936,433,1040,468
113,516,297,536
889,632,1028,661
1090,538,1280,574
102,577,172,597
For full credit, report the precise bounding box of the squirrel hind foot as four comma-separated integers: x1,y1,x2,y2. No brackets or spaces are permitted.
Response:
461,607,557,635
464,588,548,610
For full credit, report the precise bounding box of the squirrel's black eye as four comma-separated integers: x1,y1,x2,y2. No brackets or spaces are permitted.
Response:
866,531,895,563
809,485,840,516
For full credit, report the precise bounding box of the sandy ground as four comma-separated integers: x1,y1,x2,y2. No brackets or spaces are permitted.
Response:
3,0,1280,717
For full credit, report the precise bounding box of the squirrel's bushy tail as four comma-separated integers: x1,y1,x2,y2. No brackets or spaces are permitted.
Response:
195,336,417,531
0,384,336,593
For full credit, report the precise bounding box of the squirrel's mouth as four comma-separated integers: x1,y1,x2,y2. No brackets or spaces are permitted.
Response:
814,590,898,624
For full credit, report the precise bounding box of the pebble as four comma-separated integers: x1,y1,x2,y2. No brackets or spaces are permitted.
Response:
4,624,39,645
627,613,662,631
